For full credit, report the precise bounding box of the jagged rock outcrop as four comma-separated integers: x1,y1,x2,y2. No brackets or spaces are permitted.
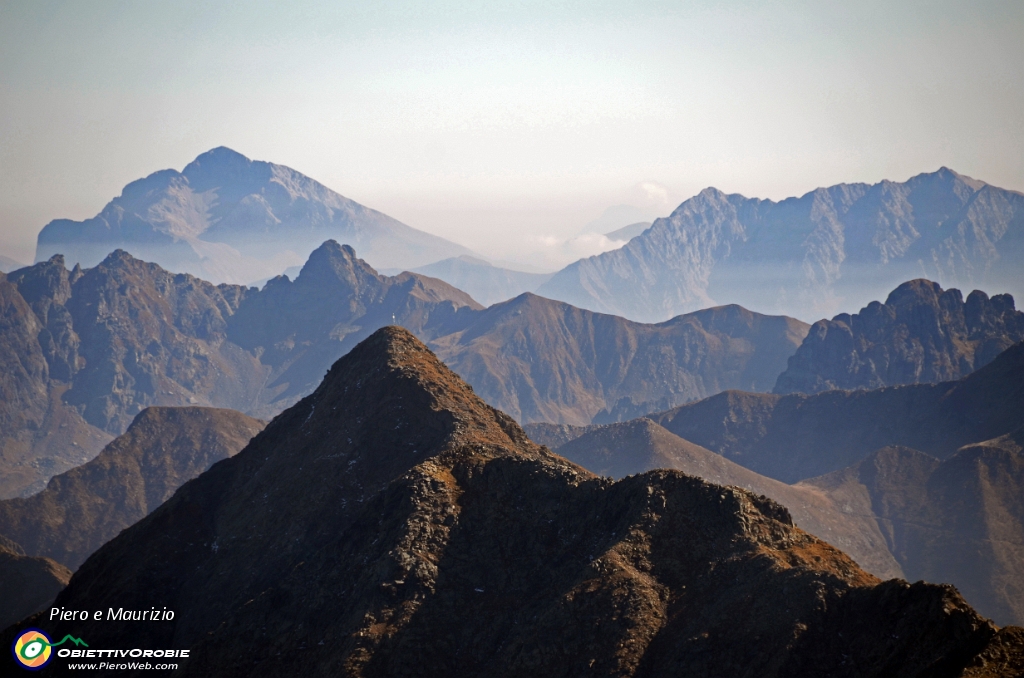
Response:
801,435,1024,626
3,327,1020,677
0,407,263,570
0,536,70,630
35,146,473,283
538,168,1024,322
650,339,1024,483
775,279,1024,394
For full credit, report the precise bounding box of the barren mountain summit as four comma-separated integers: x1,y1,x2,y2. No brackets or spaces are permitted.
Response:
5,327,1021,676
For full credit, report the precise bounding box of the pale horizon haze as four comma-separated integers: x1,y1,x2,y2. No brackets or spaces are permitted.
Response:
1,0,1022,269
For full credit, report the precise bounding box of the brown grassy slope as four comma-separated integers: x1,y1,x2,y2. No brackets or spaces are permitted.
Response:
0,536,70,630
650,340,1024,482
4,327,1019,677
0,407,264,570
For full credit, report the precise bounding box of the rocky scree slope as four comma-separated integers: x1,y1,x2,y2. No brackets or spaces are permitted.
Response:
538,168,1024,322
0,406,263,570
775,279,1024,394
5,327,1021,677
649,339,1024,483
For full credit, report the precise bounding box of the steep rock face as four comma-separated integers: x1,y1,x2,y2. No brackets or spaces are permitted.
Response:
538,169,1024,322
802,437,1024,626
4,327,1019,677
430,294,808,424
0,537,71,630
0,407,263,570
775,279,1024,394
651,340,1024,483
35,147,472,283
63,250,264,433
553,418,902,579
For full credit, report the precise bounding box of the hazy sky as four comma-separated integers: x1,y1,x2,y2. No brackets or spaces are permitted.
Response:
2,0,1022,267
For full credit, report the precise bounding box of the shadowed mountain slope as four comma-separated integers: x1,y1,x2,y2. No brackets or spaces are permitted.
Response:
538,168,1024,322
5,327,1020,677
0,407,263,571
35,147,473,283
553,418,902,579
0,536,70,630
650,339,1024,483
801,437,1024,627
776,279,1024,394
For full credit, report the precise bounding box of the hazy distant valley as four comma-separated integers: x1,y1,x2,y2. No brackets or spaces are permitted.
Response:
2,150,1024,675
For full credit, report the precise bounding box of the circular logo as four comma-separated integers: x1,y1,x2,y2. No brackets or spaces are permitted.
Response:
12,629,53,670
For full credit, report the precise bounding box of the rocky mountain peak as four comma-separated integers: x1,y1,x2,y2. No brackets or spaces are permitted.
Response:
775,279,1024,394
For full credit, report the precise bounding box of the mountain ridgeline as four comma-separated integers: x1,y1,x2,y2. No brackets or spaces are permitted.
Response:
539,168,1024,322
0,242,808,497
543,417,1024,627
4,327,1021,677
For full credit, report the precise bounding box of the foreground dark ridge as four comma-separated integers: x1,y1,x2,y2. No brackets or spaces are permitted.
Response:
5,327,1020,677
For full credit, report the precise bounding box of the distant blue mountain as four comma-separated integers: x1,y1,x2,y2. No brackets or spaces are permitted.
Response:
35,147,473,284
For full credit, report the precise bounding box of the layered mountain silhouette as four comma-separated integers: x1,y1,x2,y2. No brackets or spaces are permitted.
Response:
802,437,1024,627
538,168,1024,321
0,243,807,496
34,147,473,284
5,327,1021,676
0,536,69,630
545,418,1024,626
0,406,263,571
776,279,1024,394
649,339,1024,483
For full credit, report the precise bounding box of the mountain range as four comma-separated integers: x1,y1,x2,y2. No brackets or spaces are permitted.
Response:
538,168,1024,322
648,338,1024,483
0,242,809,497
34,147,473,284
4,326,1020,676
